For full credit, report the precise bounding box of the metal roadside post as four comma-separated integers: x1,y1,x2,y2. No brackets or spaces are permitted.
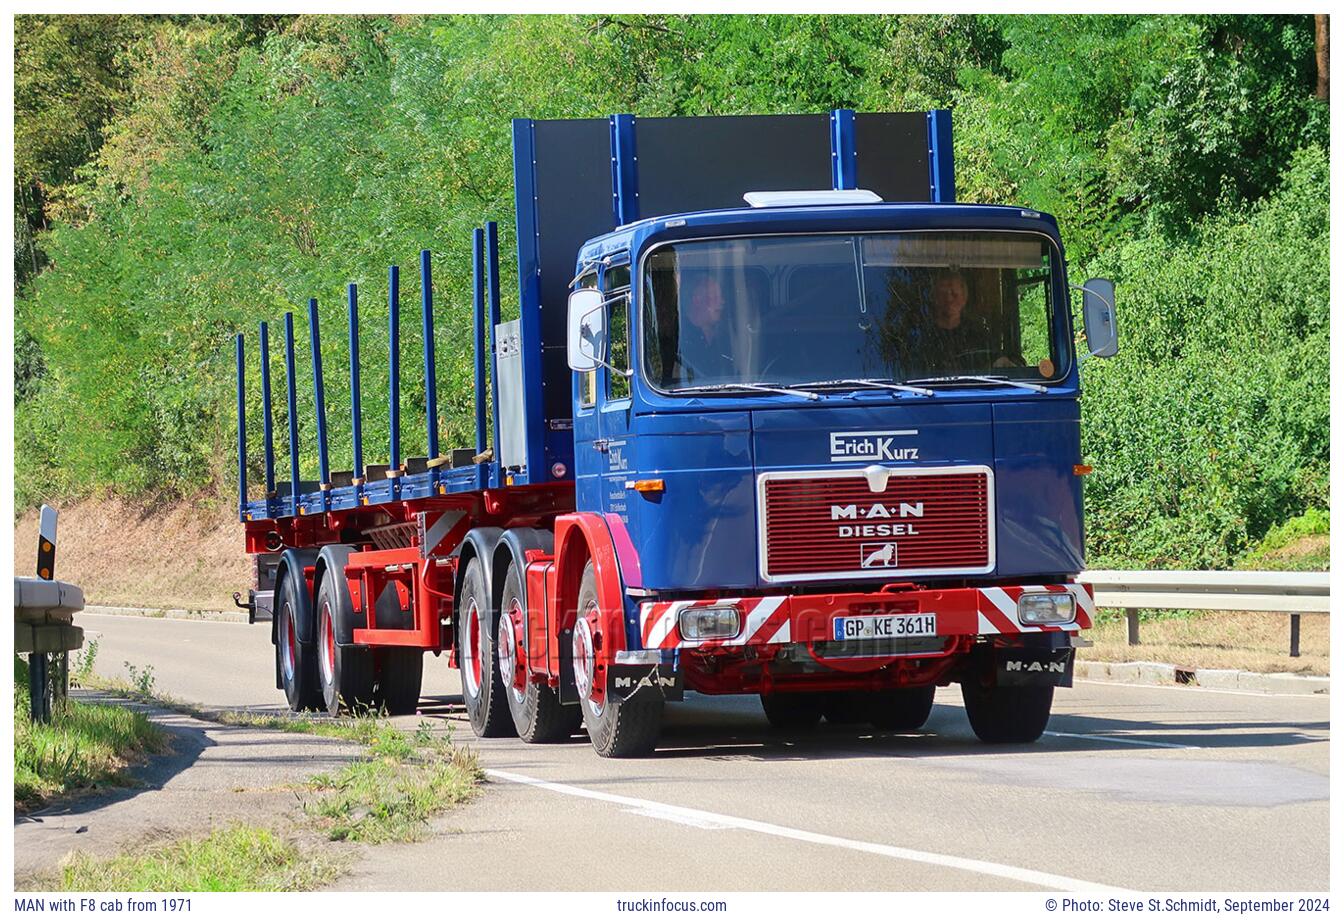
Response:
15,505,85,722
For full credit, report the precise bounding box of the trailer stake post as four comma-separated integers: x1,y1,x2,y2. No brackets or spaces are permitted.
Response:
235,333,247,520
283,312,301,516
471,228,488,489
420,249,440,471
259,321,276,509
308,298,331,509
486,221,503,486
348,283,363,490
389,265,401,480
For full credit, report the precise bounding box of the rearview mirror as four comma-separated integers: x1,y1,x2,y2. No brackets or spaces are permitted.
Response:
1082,278,1118,358
567,288,607,372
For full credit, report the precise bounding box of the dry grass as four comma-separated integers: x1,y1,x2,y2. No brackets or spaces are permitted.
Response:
13,496,249,610
1082,610,1329,676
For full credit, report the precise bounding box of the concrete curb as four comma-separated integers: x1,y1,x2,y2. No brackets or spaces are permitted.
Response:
83,604,248,624
1076,659,1329,695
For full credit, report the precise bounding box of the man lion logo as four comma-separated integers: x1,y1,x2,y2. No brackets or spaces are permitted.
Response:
861,543,898,568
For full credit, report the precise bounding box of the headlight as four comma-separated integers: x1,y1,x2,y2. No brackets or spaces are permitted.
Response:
1018,593,1076,625
679,605,741,640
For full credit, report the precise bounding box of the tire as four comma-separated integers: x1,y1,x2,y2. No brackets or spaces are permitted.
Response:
869,685,936,731
575,561,662,757
376,648,424,716
822,691,871,725
315,565,376,716
276,566,321,711
499,565,582,743
759,691,825,730
457,557,515,737
961,681,1054,743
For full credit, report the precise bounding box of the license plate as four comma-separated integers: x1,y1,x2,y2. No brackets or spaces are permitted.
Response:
833,613,937,641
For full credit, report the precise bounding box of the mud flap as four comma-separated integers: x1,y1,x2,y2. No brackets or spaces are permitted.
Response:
995,647,1074,688
607,661,684,703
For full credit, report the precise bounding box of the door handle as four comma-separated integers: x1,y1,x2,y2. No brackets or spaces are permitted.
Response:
593,439,609,453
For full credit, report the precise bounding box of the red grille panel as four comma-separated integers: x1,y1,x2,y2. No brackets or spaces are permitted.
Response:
763,471,991,578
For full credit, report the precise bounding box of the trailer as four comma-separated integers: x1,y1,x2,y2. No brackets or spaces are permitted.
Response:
233,109,1119,757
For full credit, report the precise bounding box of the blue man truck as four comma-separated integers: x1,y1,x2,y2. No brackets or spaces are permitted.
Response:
234,110,1118,757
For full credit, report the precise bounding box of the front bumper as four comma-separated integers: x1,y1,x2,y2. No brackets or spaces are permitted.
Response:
637,582,1094,652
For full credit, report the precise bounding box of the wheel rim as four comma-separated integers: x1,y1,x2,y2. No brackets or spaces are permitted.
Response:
462,601,483,699
572,608,602,717
280,603,297,684
498,599,526,705
318,602,336,688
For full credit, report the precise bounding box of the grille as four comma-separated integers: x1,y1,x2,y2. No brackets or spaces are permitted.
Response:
762,469,991,580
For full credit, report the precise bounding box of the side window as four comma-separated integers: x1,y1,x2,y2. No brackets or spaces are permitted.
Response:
1014,263,1055,377
605,264,631,401
576,271,598,408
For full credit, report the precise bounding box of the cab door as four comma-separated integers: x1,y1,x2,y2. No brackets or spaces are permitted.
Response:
570,269,604,513
596,259,637,529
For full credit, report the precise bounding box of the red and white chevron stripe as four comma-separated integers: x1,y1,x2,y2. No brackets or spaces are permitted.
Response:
640,596,791,650
975,583,1095,634
637,583,1094,650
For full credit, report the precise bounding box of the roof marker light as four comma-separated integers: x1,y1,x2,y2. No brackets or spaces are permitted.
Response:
743,189,883,208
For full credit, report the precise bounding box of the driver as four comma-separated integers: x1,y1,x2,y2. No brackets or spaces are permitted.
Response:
676,274,735,382
921,269,994,373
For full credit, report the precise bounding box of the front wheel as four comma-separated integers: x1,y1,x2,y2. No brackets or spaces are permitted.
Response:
574,562,662,758
961,682,1054,743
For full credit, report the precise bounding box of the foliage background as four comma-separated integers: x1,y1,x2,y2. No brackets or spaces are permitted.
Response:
14,14,1329,568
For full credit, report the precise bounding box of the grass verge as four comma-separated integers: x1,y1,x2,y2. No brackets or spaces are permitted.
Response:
86,669,404,745
15,657,169,810
53,825,342,892
305,722,482,843
1080,610,1328,676
85,664,483,845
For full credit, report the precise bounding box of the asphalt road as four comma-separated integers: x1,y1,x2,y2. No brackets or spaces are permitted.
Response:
78,612,1330,891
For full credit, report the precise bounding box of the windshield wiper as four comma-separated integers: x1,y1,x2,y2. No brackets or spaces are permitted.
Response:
795,377,935,397
903,374,1048,393
671,382,820,401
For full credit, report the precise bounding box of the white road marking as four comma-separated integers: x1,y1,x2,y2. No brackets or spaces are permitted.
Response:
486,768,1131,892
1043,730,1197,750
1074,678,1329,701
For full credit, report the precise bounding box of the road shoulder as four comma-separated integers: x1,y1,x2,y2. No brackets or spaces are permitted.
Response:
14,692,362,885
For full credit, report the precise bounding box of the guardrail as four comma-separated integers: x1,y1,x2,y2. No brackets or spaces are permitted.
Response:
14,505,85,721
1082,570,1330,658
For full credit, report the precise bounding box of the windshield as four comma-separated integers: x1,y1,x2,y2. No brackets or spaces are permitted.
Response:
641,231,1067,391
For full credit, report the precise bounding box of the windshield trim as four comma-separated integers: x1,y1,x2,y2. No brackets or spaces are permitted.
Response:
633,227,1074,401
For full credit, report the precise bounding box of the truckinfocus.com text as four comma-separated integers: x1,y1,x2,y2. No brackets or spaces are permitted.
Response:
615,898,729,912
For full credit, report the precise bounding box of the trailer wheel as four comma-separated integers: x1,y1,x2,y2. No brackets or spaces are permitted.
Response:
276,568,320,711
961,682,1054,743
575,562,662,758
499,565,581,743
457,557,515,737
759,691,825,730
316,574,375,716
869,685,936,731
375,649,424,716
